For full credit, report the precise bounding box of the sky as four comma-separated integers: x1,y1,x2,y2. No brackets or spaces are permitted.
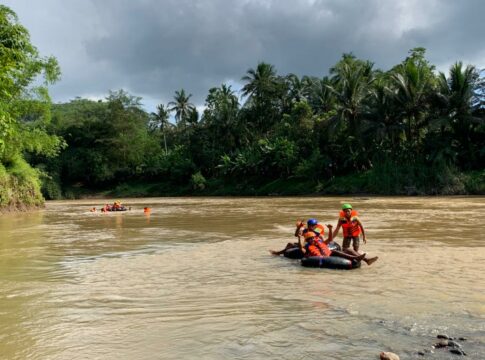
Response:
3,0,485,112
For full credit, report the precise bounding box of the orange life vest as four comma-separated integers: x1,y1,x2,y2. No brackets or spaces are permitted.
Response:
302,223,325,236
339,210,361,237
304,236,331,257
313,223,325,236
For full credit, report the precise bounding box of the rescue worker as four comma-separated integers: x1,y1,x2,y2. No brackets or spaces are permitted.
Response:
333,203,378,265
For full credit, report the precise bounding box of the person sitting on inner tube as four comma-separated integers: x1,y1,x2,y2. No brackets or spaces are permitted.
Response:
269,218,324,256
332,203,378,265
302,218,325,237
298,224,367,262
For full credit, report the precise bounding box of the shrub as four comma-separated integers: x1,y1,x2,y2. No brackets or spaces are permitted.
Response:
191,171,206,191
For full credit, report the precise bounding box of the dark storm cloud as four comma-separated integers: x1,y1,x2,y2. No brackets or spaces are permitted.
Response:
3,0,485,110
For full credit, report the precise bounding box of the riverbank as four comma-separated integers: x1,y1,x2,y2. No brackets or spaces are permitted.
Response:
58,169,484,199
0,169,44,212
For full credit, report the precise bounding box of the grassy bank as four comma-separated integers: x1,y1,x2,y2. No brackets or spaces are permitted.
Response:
51,168,484,200
0,158,44,211
323,166,484,196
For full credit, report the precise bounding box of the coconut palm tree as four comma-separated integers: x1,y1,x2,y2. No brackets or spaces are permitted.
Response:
327,54,375,137
436,62,484,167
202,84,241,159
241,62,280,102
364,78,403,152
306,76,335,114
241,62,283,133
151,104,170,154
168,89,195,129
437,62,477,121
204,84,239,129
390,59,435,148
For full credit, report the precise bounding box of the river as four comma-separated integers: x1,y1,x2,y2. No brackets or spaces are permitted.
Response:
0,197,484,359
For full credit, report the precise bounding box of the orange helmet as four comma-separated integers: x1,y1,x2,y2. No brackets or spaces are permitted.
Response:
304,231,317,239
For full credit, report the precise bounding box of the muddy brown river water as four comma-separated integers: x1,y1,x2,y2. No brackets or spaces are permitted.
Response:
0,197,484,359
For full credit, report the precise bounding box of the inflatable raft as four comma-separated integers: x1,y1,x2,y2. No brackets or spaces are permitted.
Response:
283,241,361,270
301,256,361,270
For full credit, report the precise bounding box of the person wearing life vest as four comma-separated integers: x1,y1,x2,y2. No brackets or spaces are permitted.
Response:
333,203,365,251
269,218,325,256
297,224,366,261
333,203,378,265
301,218,325,238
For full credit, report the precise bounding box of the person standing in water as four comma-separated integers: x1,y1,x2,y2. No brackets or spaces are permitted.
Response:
333,203,378,265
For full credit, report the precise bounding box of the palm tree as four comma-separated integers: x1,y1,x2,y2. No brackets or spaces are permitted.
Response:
436,62,483,167
284,73,306,104
241,62,280,101
437,62,477,121
204,84,239,128
306,76,335,114
151,104,170,154
364,79,403,152
390,59,435,148
168,89,195,129
327,54,375,137
241,62,283,132
323,54,376,171
202,84,241,159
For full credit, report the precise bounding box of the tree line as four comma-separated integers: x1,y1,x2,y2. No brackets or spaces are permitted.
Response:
36,47,484,198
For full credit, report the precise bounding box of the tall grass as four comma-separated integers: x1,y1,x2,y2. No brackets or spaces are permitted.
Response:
0,156,44,210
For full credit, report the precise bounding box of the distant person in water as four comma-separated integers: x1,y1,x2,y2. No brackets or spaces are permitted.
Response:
332,203,378,265
270,218,324,255
101,204,112,212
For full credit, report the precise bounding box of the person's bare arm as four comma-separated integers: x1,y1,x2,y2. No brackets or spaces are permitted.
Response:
356,218,366,244
294,220,304,237
332,221,341,239
324,224,333,244
297,234,306,254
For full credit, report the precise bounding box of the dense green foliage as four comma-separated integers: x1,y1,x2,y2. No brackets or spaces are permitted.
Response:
35,49,484,198
0,5,64,209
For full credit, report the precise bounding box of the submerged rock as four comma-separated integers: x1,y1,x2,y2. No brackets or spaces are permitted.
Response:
448,340,462,348
433,339,449,348
417,349,433,356
449,348,466,356
380,352,400,360
437,334,451,340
